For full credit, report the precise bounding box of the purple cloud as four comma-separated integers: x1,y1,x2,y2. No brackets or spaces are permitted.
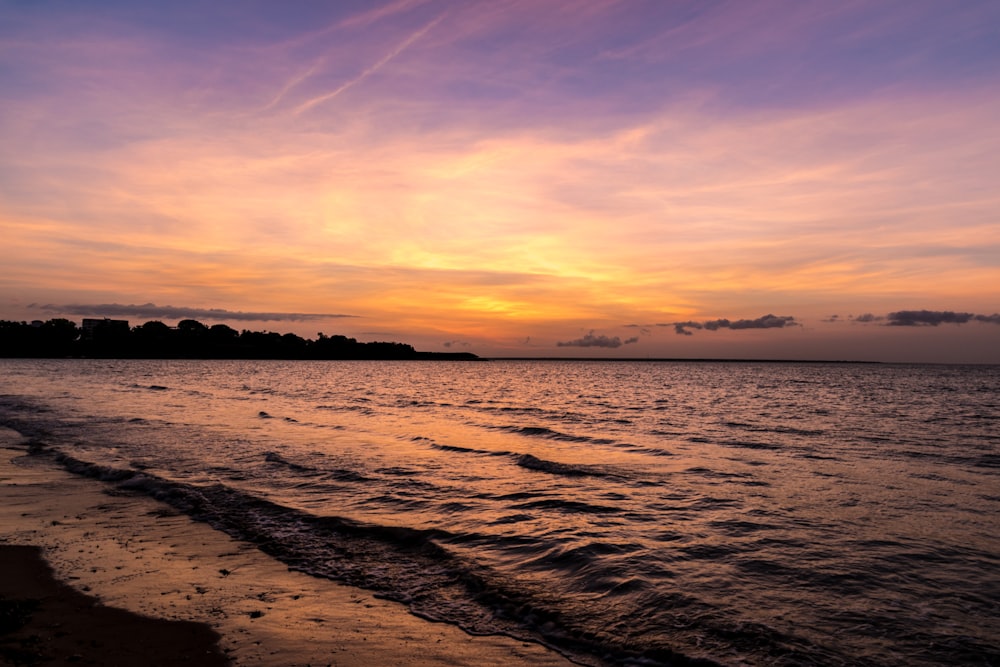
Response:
34,303,355,322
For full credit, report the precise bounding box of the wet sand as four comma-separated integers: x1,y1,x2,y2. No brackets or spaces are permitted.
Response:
0,428,577,666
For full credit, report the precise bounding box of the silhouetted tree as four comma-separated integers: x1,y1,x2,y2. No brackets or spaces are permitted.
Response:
37,318,79,355
0,318,477,360
209,323,239,342
0,320,33,356
129,321,173,357
177,319,208,335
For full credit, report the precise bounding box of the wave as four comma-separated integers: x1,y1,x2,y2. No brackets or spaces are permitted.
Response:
614,443,676,457
974,453,1000,468
314,403,376,416
428,442,511,457
722,421,826,437
34,445,723,666
514,453,619,479
714,439,783,451
508,497,624,515
127,383,170,391
497,425,615,445
263,451,372,483
263,451,313,472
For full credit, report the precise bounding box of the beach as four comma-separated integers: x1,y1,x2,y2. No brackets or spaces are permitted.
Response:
0,428,575,666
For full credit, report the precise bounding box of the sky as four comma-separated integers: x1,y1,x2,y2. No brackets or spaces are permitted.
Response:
2,0,999,362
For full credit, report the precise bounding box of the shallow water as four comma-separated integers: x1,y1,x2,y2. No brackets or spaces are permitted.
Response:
1,359,998,665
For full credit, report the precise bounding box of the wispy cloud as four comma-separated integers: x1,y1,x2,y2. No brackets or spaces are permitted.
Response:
262,0,437,112
293,11,447,115
262,56,327,112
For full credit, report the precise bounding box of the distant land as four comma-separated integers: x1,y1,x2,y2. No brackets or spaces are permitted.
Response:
491,357,883,364
0,318,478,361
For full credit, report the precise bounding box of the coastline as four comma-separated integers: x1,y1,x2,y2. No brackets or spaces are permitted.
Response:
0,428,577,667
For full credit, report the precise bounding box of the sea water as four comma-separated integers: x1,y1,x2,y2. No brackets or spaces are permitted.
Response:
1,359,997,666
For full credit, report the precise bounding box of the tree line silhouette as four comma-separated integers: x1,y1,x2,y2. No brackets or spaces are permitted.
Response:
0,318,478,360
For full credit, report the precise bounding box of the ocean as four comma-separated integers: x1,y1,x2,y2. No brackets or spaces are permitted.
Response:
1,359,998,666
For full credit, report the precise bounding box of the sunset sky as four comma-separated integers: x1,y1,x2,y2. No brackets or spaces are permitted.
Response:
2,0,999,362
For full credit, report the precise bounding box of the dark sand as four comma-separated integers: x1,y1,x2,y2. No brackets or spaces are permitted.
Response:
0,428,577,666
0,544,227,666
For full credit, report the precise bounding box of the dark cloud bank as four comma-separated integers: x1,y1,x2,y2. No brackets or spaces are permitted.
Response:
670,314,797,336
824,310,1000,326
659,309,1000,337
557,332,640,349
33,303,355,322
886,310,1000,326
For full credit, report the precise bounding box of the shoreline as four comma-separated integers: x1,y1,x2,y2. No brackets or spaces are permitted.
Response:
0,429,577,666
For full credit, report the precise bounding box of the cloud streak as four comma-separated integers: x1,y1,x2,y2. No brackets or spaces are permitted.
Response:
33,303,355,323
293,11,447,115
